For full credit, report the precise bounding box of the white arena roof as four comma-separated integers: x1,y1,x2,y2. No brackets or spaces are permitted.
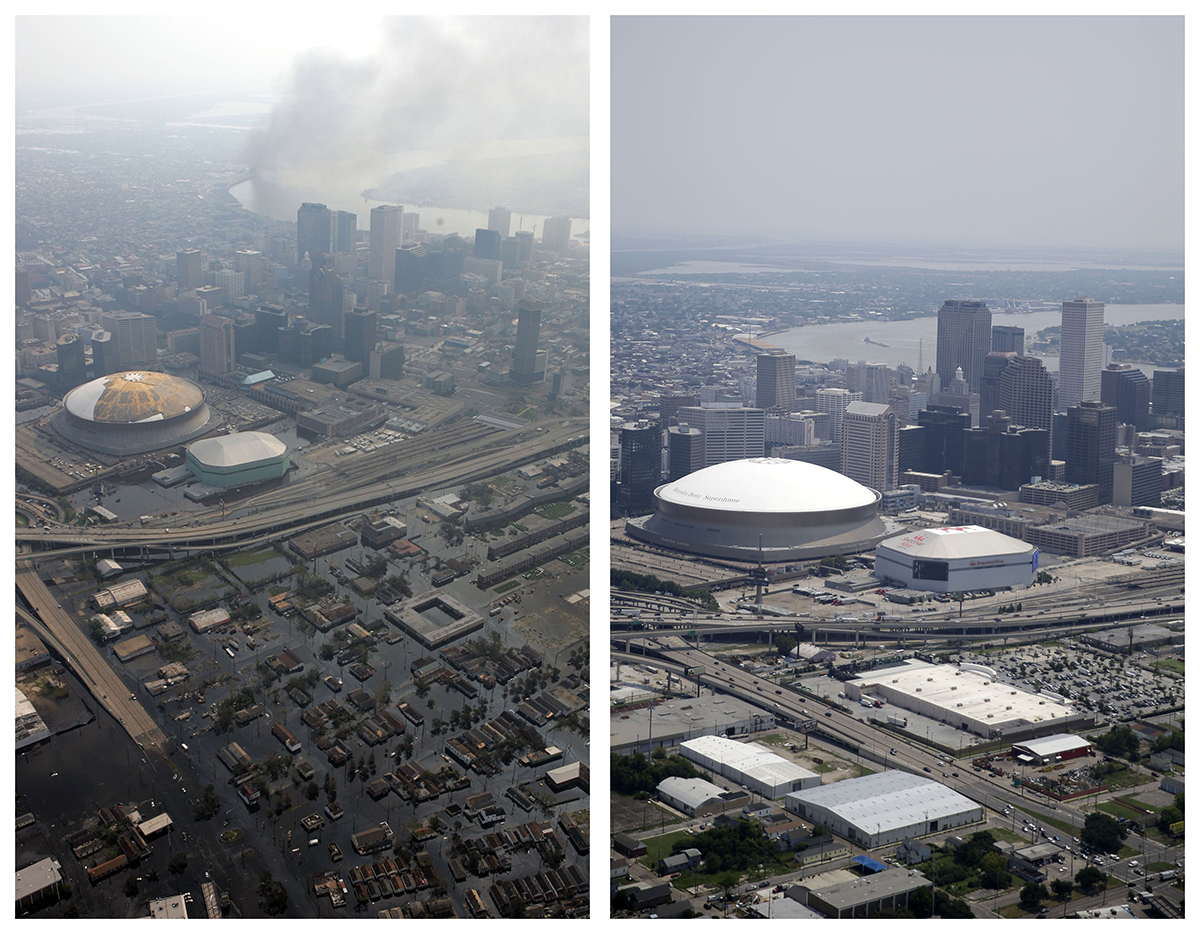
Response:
878,524,1032,559
785,770,977,835
188,431,287,467
658,458,877,515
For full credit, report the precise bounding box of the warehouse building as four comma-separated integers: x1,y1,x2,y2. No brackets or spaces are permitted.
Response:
655,776,750,818
788,866,931,918
680,735,820,799
845,659,1081,737
874,524,1038,593
1011,734,1093,766
784,770,983,848
1080,622,1180,654
610,695,776,755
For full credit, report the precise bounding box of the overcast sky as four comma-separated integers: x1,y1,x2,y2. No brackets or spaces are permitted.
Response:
612,16,1184,253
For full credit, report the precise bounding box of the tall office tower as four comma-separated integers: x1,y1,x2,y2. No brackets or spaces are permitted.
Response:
991,325,1025,354
308,254,345,337
255,305,288,357
55,333,87,392
16,268,32,306
509,298,545,385
859,362,890,404
89,331,114,376
756,352,796,411
473,228,502,261
234,249,265,294
214,269,244,306
342,308,377,364
1152,367,1185,420
514,230,535,264
365,280,389,313
676,404,766,467
1112,454,1163,508
897,424,926,473
998,355,1056,464
961,412,1050,490
369,342,404,380
101,311,157,369
916,405,971,476
488,206,512,238
297,202,331,262
935,299,991,392
368,205,403,289
501,237,521,269
618,420,661,513
1066,400,1118,502
198,314,236,378
979,351,1017,424
1101,364,1151,431
394,243,427,294
332,210,357,253
1058,297,1105,409
765,413,816,453
661,392,700,424
815,387,862,444
400,212,420,237
463,255,503,289
668,424,705,481
929,366,981,426
176,249,204,290
541,216,572,254
841,401,899,492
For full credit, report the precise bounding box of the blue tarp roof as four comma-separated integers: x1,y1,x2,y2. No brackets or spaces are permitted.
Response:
852,854,888,874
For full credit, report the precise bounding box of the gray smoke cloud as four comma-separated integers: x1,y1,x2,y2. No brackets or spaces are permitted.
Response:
243,16,589,191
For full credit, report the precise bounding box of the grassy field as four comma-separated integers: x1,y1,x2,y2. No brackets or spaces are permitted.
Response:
1099,801,1149,821
1097,765,1155,793
222,545,289,569
492,580,520,594
611,794,684,834
989,827,1029,844
639,830,694,870
1148,861,1175,873
1151,657,1185,676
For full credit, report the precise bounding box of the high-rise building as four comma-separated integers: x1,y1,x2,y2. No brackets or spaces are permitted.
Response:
1152,367,1185,419
342,308,377,365
90,330,115,376
297,202,331,262
514,230,535,264
1112,454,1162,508
929,366,981,426
1065,400,1118,502
765,413,815,452
308,254,345,337
369,205,403,290
756,352,796,411
979,351,1017,424
394,243,427,294
916,405,971,476
961,412,1050,490
214,269,244,307
668,423,704,481
676,404,766,468
368,342,404,380
101,311,157,369
841,401,899,492
177,249,204,290
55,333,87,392
991,325,1025,354
618,420,661,513
199,314,236,378
1058,297,1105,409
897,425,926,473
1101,364,1151,430
541,216,572,254
998,355,1056,464
815,387,863,444
501,237,521,270
255,305,288,357
333,210,358,253
488,206,512,239
233,249,264,294
510,298,544,385
936,299,991,392
473,228,502,262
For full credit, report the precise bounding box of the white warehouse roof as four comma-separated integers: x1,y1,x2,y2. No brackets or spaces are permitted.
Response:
658,458,877,515
656,775,730,811
878,524,1033,560
785,770,977,835
681,735,819,787
1013,734,1091,758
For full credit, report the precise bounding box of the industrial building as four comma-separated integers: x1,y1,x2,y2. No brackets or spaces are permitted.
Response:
788,866,931,918
655,776,750,818
185,431,290,488
874,524,1038,593
626,457,888,562
1080,622,1180,654
784,770,983,848
845,659,1080,737
610,695,776,755
1011,734,1092,766
52,370,215,456
679,735,820,799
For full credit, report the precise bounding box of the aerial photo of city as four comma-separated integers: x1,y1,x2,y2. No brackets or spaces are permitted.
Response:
609,16,1184,920
15,16,590,919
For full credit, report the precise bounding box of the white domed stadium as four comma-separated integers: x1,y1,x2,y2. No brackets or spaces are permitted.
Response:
874,525,1038,593
185,432,290,488
625,457,888,561
52,371,215,456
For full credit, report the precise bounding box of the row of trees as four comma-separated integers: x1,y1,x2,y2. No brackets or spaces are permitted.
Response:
611,750,701,797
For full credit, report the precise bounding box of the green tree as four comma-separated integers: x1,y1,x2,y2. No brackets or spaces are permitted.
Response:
1019,881,1049,910
979,852,1011,890
168,851,188,875
775,634,797,656
1080,812,1127,854
1076,866,1107,894
1051,878,1074,901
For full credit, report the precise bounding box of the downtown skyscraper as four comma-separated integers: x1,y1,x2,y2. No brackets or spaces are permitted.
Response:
1058,297,1105,410
369,205,403,291
935,299,991,392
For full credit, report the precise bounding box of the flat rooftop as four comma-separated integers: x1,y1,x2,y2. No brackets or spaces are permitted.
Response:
610,694,774,750
385,592,485,649
786,770,979,834
802,866,931,909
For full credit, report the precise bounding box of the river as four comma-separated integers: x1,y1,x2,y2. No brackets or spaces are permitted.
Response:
765,304,1184,380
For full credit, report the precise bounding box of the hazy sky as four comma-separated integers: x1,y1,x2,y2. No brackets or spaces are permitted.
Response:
612,16,1184,253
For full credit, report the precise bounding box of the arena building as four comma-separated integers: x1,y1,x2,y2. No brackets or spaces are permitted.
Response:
52,370,215,456
680,735,820,799
845,659,1082,737
185,431,290,488
874,524,1038,593
625,457,888,562
784,770,983,848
